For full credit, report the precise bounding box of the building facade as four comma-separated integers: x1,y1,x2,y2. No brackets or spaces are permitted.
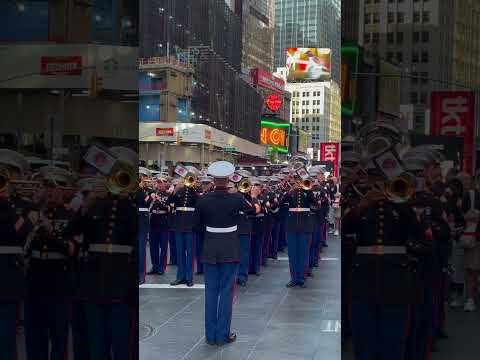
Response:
236,0,275,72
273,0,341,83
360,0,455,133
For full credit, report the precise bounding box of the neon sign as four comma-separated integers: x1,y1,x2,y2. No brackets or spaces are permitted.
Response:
260,119,290,153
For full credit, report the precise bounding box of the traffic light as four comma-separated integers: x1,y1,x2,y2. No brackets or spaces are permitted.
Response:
89,72,104,98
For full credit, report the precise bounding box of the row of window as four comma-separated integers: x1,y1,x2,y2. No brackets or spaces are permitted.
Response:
384,50,429,63
292,117,324,123
292,109,324,115
366,11,430,24
292,100,323,106
291,91,322,97
385,31,429,44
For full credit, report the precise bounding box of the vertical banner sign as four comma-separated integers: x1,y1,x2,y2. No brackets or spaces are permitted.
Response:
320,143,340,177
430,91,475,174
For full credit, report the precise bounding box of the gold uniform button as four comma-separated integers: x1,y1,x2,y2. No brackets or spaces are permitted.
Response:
111,213,116,219
106,237,111,242
112,207,117,212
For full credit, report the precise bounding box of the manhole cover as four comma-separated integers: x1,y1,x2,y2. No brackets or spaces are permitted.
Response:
139,321,154,341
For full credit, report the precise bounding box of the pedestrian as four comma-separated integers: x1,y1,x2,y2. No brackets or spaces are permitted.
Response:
196,161,257,345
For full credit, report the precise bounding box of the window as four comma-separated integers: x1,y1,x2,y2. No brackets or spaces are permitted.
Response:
396,32,404,44
365,13,371,24
306,101,309,105
410,92,418,103
420,92,427,104
413,31,420,43
411,72,418,84
388,12,395,23
421,72,428,84
387,51,394,62
396,52,403,63
413,12,421,23
387,32,394,43
372,32,380,43
412,51,419,63
364,33,371,43
422,11,430,23
373,12,380,24
306,92,310,97
422,31,429,42
397,13,405,23
421,51,429,63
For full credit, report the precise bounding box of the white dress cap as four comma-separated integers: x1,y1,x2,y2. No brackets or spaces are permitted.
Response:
208,161,235,178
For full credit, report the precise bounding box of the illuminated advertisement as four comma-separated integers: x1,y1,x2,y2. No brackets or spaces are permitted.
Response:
286,48,331,82
260,119,290,153
250,68,285,93
265,93,283,112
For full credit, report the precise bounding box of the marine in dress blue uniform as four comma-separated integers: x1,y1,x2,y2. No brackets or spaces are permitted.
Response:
72,146,138,360
169,174,199,287
24,166,76,360
147,176,171,275
0,150,37,360
138,167,152,285
249,178,266,276
196,161,256,345
195,176,213,275
282,175,316,288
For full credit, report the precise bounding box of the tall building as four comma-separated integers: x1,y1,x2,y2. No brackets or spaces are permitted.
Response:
274,0,341,83
274,67,336,149
236,0,275,72
341,0,361,44
139,0,266,166
360,0,455,133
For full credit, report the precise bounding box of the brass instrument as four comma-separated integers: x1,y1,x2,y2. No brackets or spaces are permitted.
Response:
238,178,252,193
384,172,415,203
184,172,197,187
0,167,43,197
107,164,137,194
300,178,313,191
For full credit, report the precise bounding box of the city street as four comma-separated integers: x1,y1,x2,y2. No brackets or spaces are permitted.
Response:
140,235,341,360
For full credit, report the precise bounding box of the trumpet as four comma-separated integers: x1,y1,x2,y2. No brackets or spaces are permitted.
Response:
384,172,415,203
107,164,137,194
238,178,252,193
184,172,197,187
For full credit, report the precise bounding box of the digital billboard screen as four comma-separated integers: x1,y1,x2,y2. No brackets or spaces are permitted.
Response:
260,119,290,153
286,48,331,82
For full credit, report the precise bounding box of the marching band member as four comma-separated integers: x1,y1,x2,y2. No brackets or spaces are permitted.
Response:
249,178,266,276
24,166,76,360
72,146,138,360
0,150,38,360
195,176,213,275
169,169,200,287
147,175,171,276
267,177,282,260
196,161,257,345
282,173,316,288
138,167,152,285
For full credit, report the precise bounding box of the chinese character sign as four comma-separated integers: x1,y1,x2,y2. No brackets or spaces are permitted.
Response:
431,91,475,173
320,143,340,177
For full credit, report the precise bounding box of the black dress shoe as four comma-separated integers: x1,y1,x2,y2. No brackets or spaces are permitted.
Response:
299,282,306,288
139,280,145,285
255,272,261,276
170,280,184,286
205,339,216,346
186,281,194,287
308,272,314,278
226,333,237,343
146,270,157,275
286,281,296,288
238,280,247,287
158,271,164,275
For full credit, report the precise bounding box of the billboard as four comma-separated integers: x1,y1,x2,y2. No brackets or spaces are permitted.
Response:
320,142,340,177
260,119,290,153
286,48,331,82
430,91,475,174
250,68,285,93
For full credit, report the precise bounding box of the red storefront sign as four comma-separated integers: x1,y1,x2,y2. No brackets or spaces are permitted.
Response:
40,56,82,75
430,91,475,173
265,93,283,112
156,128,174,136
320,142,340,177
250,68,285,93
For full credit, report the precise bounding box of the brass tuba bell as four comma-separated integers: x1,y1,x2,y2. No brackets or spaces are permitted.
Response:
184,172,197,187
238,178,252,193
384,172,415,203
107,164,137,194
300,178,313,190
